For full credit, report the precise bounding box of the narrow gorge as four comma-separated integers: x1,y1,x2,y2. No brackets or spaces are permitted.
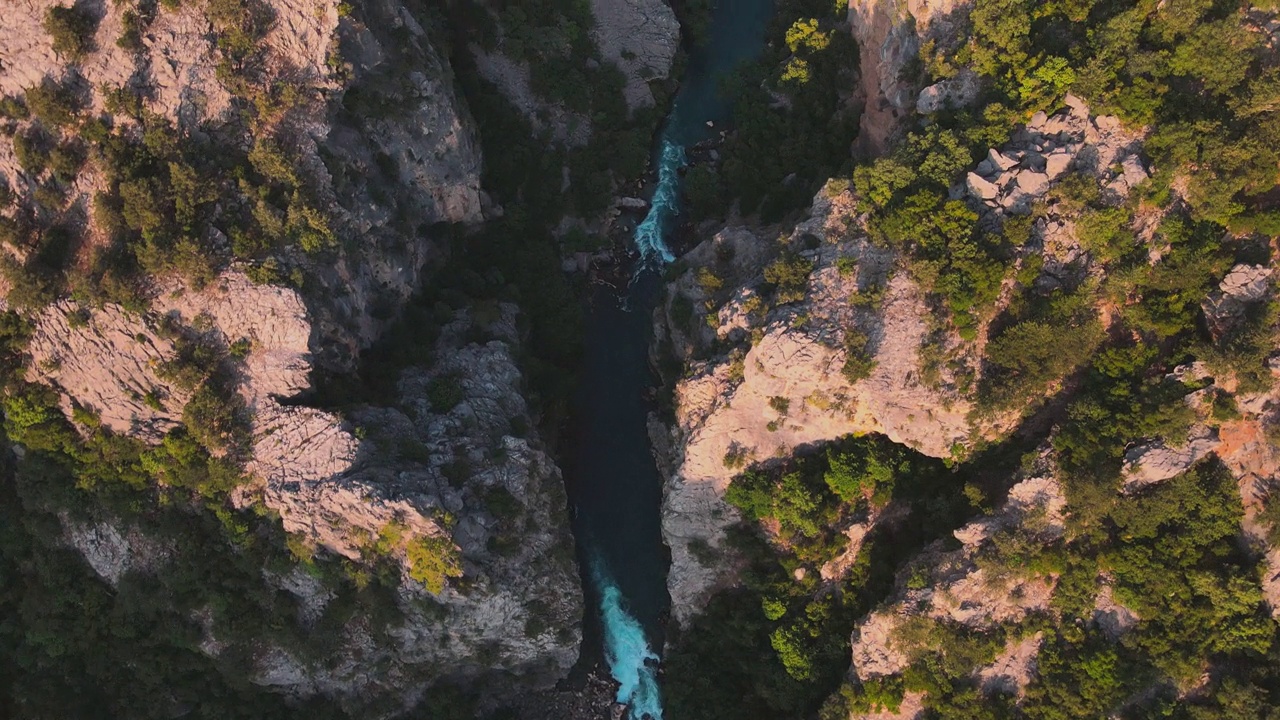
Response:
563,2,774,716
4,0,1280,718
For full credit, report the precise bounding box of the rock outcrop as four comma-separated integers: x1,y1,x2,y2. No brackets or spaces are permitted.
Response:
849,0,971,154
655,186,987,621
47,277,582,712
588,0,680,109
2,0,578,711
655,93,1157,622
0,0,484,371
848,475,1064,682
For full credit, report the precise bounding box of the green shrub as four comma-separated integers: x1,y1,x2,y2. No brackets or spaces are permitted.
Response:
182,383,248,455
696,266,724,294
44,3,99,59
426,375,465,413
25,80,81,127
764,252,813,304
405,534,463,594
842,329,877,384
723,443,750,469
12,128,50,175
0,95,29,120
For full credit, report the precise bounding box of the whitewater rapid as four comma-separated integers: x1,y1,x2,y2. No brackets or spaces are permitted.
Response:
632,139,685,264
594,558,664,719
600,124,686,720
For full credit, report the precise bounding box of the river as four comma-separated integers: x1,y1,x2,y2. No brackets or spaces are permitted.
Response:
560,2,774,718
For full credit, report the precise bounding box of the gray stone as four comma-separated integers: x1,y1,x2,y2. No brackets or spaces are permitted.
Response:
1022,152,1047,173
1120,154,1148,189
1064,93,1090,117
916,70,981,114
616,196,648,210
967,172,1001,201
588,0,680,108
1122,426,1220,491
1045,150,1073,179
988,147,1018,171
1016,170,1050,196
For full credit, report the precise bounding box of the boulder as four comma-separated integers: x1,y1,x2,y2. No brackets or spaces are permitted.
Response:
1022,151,1048,173
967,172,1001,201
615,196,648,210
1064,93,1090,117
1219,264,1273,303
999,189,1034,215
1122,426,1220,491
988,147,1018,172
1016,170,1050,197
1120,154,1148,189
1045,150,1073,179
916,69,980,114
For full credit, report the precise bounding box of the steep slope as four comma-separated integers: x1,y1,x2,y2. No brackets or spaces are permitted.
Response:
655,95,1150,622
0,0,583,714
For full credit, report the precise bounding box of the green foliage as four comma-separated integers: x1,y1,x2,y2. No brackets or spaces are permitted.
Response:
763,252,813,304
980,311,1104,412
43,3,98,59
822,442,902,505
841,329,876,384
697,266,724,294
718,0,859,219
684,164,725,220
24,79,81,127
426,375,464,413
405,534,463,594
0,95,29,121
1053,344,1195,523
1074,206,1135,264
1021,632,1137,720
1104,462,1271,680
1119,216,1231,340
668,434,984,720
1199,295,1279,395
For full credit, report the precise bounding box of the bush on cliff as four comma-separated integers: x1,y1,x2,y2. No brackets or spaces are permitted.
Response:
44,3,98,59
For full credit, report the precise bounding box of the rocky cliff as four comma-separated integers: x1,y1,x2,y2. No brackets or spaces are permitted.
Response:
0,0,581,713
848,0,972,154
653,96,1154,622
1,0,484,367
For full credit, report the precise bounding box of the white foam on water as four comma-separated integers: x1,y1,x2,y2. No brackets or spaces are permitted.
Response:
593,558,663,720
632,139,684,265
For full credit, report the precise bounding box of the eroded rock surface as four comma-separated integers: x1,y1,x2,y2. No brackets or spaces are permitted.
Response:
850,0,971,153
588,0,680,109
656,187,988,621
847,476,1064,690
38,279,582,711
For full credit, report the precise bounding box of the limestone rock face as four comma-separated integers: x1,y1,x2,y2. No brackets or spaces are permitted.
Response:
0,0,574,711
39,278,582,711
1121,425,1221,491
1204,264,1274,339
656,95,1156,624
916,69,978,114
0,0,483,372
850,0,972,153
588,0,680,109
656,187,986,622
470,46,591,146
848,475,1064,681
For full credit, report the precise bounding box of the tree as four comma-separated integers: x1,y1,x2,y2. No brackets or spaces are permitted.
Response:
44,4,98,59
